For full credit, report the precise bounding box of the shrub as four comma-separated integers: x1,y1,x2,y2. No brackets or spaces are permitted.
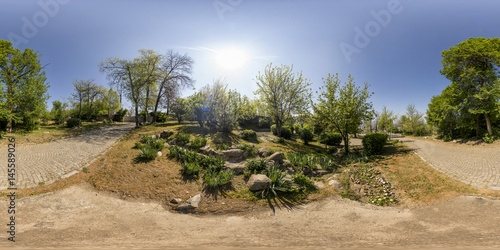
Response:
113,108,127,122
155,111,168,123
191,137,207,149
483,133,496,144
138,145,157,161
258,117,272,128
319,132,342,146
277,137,286,144
292,172,315,190
203,168,234,189
236,143,257,158
146,138,166,151
281,125,292,139
246,158,267,174
175,133,190,144
362,133,388,155
215,143,229,151
316,157,338,171
66,118,80,128
271,124,277,135
181,162,202,178
298,125,314,144
293,124,301,134
133,142,143,149
239,130,258,142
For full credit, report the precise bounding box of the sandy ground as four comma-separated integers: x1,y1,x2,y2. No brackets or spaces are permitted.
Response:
0,183,498,249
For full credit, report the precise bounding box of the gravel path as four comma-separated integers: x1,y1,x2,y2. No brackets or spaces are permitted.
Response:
0,123,136,189
398,136,500,190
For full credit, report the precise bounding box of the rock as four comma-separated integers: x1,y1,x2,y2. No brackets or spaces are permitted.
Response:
258,147,272,157
163,142,170,148
220,149,244,160
160,130,174,139
329,180,344,190
185,143,191,148
302,166,313,176
206,149,219,156
453,140,457,143
169,139,178,145
224,161,247,175
150,134,157,139
177,194,202,211
43,131,50,134
266,160,276,169
329,173,342,180
199,144,211,154
170,198,182,204
314,181,325,189
157,151,163,157
247,174,271,191
314,170,329,176
266,152,284,163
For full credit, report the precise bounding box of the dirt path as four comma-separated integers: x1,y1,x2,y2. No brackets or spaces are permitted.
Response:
0,183,498,249
0,123,136,189
398,136,500,190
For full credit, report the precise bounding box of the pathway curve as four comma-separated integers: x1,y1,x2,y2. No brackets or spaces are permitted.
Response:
398,135,500,190
0,123,136,189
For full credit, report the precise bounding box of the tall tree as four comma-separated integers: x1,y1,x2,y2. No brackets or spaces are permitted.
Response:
314,74,373,154
378,106,397,132
152,50,194,122
254,63,312,137
204,79,239,132
0,40,50,131
440,37,500,136
99,49,162,127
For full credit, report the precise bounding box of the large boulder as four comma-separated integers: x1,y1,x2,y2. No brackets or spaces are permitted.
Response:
160,130,174,139
220,149,244,160
177,194,202,211
224,161,247,175
266,152,285,163
247,174,271,191
258,147,272,157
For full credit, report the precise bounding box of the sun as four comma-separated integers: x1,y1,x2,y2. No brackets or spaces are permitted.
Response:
214,48,247,71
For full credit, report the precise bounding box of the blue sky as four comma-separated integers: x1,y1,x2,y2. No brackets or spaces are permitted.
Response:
1,0,500,117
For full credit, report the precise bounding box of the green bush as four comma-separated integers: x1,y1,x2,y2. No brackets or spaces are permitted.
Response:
255,164,290,198
175,133,191,144
299,125,314,145
133,142,143,149
203,168,234,189
258,117,272,128
293,124,301,134
236,143,257,158
319,132,342,146
292,172,315,190
271,124,277,135
246,158,267,174
66,118,81,128
215,143,229,151
362,133,388,155
239,130,258,142
281,125,292,139
154,111,168,123
483,133,496,144
191,137,207,149
146,138,166,151
138,145,157,161
113,108,127,122
181,162,202,178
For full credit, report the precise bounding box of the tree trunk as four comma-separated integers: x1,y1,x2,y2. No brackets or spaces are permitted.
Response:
152,83,165,123
134,104,139,127
485,113,493,136
476,116,480,137
343,134,349,155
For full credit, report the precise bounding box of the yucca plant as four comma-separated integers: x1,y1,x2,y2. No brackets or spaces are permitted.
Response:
246,158,267,174
292,172,316,190
147,138,166,151
190,136,208,149
317,157,338,171
203,168,234,189
133,142,143,149
256,164,290,198
175,133,191,144
181,162,202,179
138,145,157,161
141,135,155,144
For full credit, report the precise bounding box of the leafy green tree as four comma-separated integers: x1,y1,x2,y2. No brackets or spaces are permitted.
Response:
378,106,397,132
314,74,373,154
171,97,189,123
101,88,120,117
51,100,68,125
255,63,312,137
0,40,50,131
427,85,459,138
187,90,208,127
402,104,425,135
99,49,162,127
235,94,257,125
204,79,239,132
440,37,500,136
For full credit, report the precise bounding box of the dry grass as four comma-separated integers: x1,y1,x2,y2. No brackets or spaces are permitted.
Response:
373,140,500,208
0,121,110,145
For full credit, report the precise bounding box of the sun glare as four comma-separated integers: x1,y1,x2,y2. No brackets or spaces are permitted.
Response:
214,48,247,71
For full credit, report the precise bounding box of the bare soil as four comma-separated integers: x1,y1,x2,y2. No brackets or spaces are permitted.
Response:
1,182,499,249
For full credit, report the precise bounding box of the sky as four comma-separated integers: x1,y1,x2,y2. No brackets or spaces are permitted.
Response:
1,0,500,117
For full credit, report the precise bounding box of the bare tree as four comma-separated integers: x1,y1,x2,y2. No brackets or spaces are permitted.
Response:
152,50,194,123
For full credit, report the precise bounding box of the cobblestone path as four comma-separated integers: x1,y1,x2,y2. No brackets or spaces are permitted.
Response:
399,136,500,190
0,123,135,189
